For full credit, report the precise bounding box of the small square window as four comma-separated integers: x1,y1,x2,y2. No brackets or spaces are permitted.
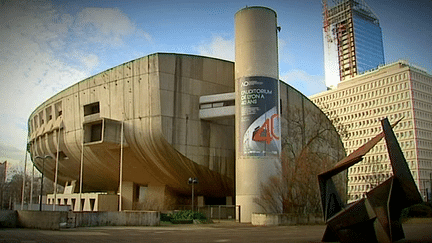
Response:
84,102,100,116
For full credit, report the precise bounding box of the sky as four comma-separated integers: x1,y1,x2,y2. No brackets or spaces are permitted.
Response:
1,0,431,175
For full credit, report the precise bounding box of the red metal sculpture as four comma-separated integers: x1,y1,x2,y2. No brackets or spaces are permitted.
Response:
318,118,422,242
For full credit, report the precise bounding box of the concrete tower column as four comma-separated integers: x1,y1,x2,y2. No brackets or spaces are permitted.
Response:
235,6,281,223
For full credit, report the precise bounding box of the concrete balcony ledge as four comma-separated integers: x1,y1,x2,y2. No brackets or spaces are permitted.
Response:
199,92,235,120
199,106,235,120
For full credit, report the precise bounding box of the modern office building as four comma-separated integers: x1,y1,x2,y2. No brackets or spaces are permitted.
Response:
310,61,432,202
323,0,385,87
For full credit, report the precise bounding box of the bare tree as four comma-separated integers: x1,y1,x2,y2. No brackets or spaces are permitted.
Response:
365,159,390,192
319,102,350,141
0,169,58,209
254,106,346,216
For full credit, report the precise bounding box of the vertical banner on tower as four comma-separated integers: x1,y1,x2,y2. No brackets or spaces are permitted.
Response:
239,76,280,157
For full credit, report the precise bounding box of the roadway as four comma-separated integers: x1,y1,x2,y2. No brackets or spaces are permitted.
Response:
1,220,431,242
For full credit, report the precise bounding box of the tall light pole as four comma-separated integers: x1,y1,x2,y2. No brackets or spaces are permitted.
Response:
20,144,28,210
429,173,432,202
30,164,34,207
53,127,61,211
188,177,198,211
35,155,52,211
119,118,124,212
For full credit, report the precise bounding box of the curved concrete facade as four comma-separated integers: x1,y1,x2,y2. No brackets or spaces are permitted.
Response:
28,52,345,216
28,53,235,208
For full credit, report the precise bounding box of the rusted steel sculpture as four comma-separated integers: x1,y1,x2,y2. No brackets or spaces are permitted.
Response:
318,118,422,243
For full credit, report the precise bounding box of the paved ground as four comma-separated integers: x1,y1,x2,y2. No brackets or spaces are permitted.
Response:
1,219,432,242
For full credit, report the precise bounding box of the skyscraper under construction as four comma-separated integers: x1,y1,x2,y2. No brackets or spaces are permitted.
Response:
323,0,385,88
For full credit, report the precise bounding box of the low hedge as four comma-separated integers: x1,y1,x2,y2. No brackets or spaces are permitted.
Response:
400,202,432,221
161,210,207,223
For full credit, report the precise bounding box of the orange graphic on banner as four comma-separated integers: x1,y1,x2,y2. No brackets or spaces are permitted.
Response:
252,114,279,144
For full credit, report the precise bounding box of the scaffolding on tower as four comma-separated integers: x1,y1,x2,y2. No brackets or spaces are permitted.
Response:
322,0,331,43
323,0,380,82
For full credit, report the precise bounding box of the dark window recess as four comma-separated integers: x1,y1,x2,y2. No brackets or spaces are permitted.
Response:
56,151,68,160
135,184,140,201
226,100,235,106
80,199,85,211
279,99,283,116
90,122,103,142
200,100,235,109
84,118,121,145
90,199,96,211
84,102,100,116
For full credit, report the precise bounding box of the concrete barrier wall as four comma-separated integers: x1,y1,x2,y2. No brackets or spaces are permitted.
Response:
252,213,324,226
0,210,18,228
15,203,71,211
72,211,160,227
3,210,159,229
17,211,68,230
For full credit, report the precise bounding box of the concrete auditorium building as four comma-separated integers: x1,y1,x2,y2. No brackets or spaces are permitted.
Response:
27,7,344,222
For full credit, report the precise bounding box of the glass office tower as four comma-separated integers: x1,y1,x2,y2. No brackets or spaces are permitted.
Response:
323,0,385,87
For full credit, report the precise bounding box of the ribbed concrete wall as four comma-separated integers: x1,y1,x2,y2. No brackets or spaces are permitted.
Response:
13,211,159,229
18,211,68,230
72,211,160,227
0,210,17,228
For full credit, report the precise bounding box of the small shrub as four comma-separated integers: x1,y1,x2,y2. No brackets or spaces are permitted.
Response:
170,210,207,220
406,203,432,218
401,203,432,221
162,210,207,223
160,213,173,222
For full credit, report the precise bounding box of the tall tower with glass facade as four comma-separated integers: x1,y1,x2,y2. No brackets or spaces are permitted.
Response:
323,0,385,88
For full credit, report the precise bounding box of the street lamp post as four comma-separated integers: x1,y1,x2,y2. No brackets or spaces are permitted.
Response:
188,177,198,211
429,173,432,202
35,155,52,211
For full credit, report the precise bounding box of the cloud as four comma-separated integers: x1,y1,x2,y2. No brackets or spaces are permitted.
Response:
280,69,327,96
196,35,289,64
0,1,87,141
0,142,24,162
0,0,151,172
196,35,235,61
80,54,100,70
278,38,295,65
0,141,28,179
73,7,151,46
